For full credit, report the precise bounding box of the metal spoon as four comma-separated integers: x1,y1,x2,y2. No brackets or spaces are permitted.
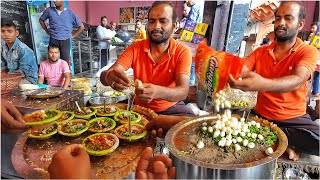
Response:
103,98,106,113
75,101,83,113
126,92,135,136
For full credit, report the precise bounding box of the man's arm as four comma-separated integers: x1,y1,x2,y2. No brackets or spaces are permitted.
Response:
230,65,311,93
39,18,50,35
63,72,71,89
18,48,38,84
71,25,84,39
38,76,44,84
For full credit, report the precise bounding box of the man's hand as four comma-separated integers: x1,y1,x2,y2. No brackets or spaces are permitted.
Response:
135,83,158,103
1,99,28,133
48,144,91,179
106,69,131,91
229,71,269,91
136,147,175,179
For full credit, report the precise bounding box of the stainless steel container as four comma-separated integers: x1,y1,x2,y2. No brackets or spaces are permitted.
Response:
165,116,288,179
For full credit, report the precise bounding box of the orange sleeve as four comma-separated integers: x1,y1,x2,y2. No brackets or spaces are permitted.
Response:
244,47,261,71
296,46,318,74
116,44,135,70
175,44,192,76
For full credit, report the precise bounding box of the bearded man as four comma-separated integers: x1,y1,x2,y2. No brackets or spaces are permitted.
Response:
230,1,319,161
100,1,195,116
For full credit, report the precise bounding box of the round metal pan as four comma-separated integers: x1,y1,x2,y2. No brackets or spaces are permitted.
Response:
165,115,288,179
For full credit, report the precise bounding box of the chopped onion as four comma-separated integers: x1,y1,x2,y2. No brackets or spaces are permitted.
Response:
236,136,243,143
225,139,232,146
220,131,226,137
265,147,273,155
251,133,257,139
234,144,241,152
218,140,226,147
256,123,261,128
208,126,213,133
243,139,249,146
232,130,239,136
247,142,255,149
197,141,205,149
213,130,220,138
258,134,264,140
224,100,231,109
202,126,207,131
226,134,232,140
232,138,237,144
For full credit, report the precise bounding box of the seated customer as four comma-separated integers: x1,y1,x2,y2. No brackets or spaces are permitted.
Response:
1,18,38,84
100,1,195,116
38,44,71,89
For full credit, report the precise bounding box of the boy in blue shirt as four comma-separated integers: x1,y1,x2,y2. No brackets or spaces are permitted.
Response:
1,18,38,84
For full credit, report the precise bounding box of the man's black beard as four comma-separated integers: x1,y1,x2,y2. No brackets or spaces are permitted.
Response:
275,26,297,42
148,29,171,44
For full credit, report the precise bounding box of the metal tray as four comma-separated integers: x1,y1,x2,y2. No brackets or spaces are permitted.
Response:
24,87,64,99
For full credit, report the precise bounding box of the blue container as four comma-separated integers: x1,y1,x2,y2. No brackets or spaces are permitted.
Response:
312,70,319,95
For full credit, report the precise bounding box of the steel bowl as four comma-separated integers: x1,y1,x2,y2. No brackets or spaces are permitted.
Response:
165,115,288,179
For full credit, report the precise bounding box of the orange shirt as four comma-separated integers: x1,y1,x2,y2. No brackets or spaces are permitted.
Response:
117,37,192,112
245,38,318,120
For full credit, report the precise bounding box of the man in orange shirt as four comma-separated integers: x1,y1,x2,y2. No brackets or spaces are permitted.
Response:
100,1,194,116
230,1,319,161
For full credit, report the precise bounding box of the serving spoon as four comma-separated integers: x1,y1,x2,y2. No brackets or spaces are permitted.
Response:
75,101,83,113
126,92,135,136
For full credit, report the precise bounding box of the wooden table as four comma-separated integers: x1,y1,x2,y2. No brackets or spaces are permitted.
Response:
2,90,84,112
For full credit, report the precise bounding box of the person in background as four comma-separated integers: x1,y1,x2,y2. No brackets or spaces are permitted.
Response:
96,16,112,67
109,21,117,34
131,19,147,42
1,18,38,84
38,44,71,89
179,3,191,29
186,0,204,23
39,0,84,64
229,1,319,161
306,21,318,43
260,37,270,46
307,22,320,97
100,1,195,116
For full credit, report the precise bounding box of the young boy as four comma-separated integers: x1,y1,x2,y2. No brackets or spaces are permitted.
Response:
38,44,71,89
1,18,38,84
